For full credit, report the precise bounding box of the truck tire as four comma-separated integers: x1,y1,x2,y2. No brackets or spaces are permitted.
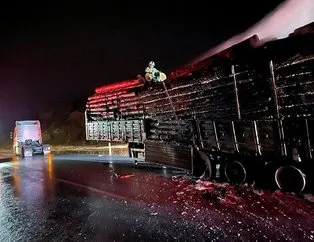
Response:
224,160,247,185
275,165,307,193
193,150,214,180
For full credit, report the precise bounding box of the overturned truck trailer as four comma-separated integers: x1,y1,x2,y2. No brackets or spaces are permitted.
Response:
85,28,314,193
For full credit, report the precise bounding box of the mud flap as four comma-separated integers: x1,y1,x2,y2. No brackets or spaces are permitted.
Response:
145,140,191,170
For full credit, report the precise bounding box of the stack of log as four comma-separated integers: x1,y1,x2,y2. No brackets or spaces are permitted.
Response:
275,55,314,118
140,61,274,121
86,33,314,142
145,119,193,145
86,79,148,121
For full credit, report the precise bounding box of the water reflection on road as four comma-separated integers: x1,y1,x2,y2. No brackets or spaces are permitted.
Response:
0,154,313,241
12,156,20,197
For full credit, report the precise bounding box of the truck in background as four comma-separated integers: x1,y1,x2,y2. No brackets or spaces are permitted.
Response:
13,120,50,157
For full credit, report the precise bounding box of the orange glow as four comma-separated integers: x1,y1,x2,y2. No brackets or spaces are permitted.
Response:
47,154,54,181
0,169,2,197
12,156,20,197
44,153,55,197
118,174,135,179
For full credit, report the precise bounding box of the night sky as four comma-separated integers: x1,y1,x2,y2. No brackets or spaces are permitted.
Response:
0,1,285,130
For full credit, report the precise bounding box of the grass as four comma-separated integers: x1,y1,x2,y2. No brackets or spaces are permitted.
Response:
50,144,129,156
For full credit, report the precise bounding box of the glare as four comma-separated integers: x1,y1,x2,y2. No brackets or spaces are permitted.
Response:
0,162,12,169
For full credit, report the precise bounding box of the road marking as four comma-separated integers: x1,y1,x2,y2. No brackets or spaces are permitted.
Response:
56,178,129,201
7,166,131,202
3,161,132,202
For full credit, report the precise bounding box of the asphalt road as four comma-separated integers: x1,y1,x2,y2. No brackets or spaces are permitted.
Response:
0,154,313,241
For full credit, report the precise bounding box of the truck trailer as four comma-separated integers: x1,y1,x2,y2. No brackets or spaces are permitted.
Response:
13,120,50,157
85,25,314,193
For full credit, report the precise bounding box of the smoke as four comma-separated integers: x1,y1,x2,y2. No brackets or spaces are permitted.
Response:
191,0,314,64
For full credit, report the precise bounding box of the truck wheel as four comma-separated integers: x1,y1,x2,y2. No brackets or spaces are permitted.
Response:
224,160,247,185
275,165,306,193
193,150,214,180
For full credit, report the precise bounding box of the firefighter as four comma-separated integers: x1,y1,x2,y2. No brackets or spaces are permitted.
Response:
145,61,162,83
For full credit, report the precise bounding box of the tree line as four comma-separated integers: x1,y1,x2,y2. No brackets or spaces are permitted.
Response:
39,108,86,145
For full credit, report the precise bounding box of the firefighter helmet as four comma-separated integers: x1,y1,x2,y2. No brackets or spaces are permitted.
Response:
149,61,155,67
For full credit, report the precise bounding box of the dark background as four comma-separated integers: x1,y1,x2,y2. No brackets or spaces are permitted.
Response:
0,1,285,141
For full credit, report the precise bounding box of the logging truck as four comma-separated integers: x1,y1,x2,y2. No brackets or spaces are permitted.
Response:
85,23,314,193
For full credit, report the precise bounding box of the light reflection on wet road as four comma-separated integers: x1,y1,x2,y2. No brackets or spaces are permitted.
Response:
0,154,313,241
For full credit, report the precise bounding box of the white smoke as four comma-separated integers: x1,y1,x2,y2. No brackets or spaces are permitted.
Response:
191,0,314,64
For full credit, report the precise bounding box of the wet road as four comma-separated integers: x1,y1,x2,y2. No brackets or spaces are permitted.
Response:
0,154,314,241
